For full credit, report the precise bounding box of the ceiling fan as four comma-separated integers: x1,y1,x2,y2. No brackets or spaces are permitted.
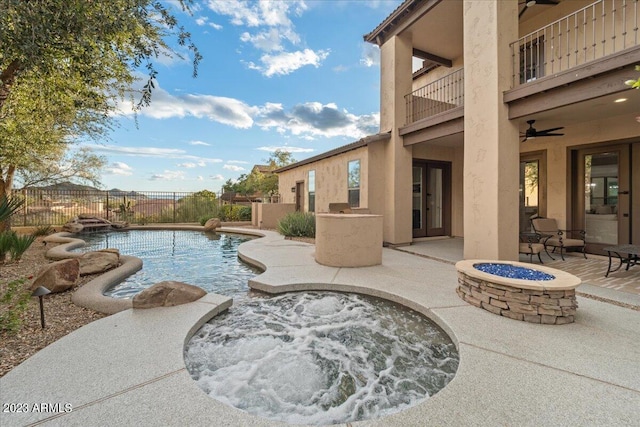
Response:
521,120,564,142
519,0,559,19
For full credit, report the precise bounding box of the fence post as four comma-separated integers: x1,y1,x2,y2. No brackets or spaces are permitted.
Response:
23,188,27,226
173,192,176,223
106,191,110,221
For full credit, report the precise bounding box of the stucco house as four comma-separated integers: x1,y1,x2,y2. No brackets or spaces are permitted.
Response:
277,0,640,260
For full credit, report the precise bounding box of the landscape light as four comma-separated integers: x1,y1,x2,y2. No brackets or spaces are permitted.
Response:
31,286,51,329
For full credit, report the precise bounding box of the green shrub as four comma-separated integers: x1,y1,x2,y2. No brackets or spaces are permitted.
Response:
0,278,30,334
32,225,53,236
238,206,252,221
218,205,252,222
277,212,315,238
9,234,36,261
199,215,215,226
0,231,15,263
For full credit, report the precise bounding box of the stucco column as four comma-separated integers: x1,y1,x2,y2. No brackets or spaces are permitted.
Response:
463,0,519,260
379,34,413,245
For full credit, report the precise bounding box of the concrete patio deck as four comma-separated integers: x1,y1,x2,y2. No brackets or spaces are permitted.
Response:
1,229,639,426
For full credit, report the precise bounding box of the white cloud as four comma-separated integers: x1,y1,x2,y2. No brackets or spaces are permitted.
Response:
360,43,380,67
248,49,329,77
104,162,133,176
178,162,197,168
206,0,305,29
84,144,223,164
188,140,211,146
257,146,314,153
227,160,249,164
116,80,257,128
223,164,246,172
197,175,204,181
210,174,225,180
256,102,380,140
195,16,223,30
150,170,185,181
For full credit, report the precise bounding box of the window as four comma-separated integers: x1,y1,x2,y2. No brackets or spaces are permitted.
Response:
308,170,315,213
348,160,360,208
519,36,545,83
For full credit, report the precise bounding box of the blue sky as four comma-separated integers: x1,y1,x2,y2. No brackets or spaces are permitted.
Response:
80,0,403,193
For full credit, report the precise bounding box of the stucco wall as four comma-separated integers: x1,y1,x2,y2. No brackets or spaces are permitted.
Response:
277,146,370,213
252,202,296,229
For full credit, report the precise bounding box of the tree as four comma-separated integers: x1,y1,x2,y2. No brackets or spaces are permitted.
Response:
625,65,640,89
0,0,202,199
15,147,106,190
258,150,296,196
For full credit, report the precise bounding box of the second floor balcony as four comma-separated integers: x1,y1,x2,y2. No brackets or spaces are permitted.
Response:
403,0,639,128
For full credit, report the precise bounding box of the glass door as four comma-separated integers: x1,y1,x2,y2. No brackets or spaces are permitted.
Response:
519,152,546,233
413,161,451,238
573,144,631,254
412,166,424,236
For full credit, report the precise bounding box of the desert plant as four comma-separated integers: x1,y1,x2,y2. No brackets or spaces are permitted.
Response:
0,230,16,263
199,215,215,226
0,195,24,224
277,212,316,238
219,205,251,222
32,225,53,236
9,234,37,261
0,278,31,334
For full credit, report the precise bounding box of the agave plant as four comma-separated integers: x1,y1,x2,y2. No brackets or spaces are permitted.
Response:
0,195,24,225
0,230,16,263
9,233,37,262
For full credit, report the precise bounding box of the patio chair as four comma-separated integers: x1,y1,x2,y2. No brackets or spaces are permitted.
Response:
519,232,545,263
531,217,586,261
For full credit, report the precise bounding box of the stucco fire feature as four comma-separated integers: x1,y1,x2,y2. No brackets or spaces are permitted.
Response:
455,260,581,324
315,214,383,267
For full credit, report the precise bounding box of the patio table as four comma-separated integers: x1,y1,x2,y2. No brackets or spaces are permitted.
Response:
603,244,640,277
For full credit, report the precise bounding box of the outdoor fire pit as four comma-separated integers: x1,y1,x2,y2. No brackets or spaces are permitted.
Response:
455,260,581,324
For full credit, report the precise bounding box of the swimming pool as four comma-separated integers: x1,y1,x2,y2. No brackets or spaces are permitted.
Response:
73,230,260,299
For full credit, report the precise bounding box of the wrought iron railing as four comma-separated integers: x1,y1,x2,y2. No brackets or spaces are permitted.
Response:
10,189,225,226
404,68,464,125
511,0,639,86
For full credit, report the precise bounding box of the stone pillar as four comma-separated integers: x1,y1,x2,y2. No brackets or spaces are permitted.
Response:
380,34,413,246
463,0,520,260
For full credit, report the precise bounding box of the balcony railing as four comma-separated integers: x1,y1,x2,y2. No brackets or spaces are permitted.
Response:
511,0,639,86
404,68,464,125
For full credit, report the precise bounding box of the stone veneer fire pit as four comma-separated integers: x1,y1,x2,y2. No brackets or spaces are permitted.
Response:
455,260,581,325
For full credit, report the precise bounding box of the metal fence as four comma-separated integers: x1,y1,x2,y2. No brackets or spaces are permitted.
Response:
511,0,639,85
405,68,465,125
10,189,226,226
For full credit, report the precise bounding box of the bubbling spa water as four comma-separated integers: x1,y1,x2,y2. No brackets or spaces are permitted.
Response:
185,292,459,425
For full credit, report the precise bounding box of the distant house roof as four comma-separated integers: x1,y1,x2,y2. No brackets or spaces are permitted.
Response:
252,164,272,174
274,132,391,173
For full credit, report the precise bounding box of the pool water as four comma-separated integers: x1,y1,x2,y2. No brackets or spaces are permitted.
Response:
73,230,260,298
185,291,459,425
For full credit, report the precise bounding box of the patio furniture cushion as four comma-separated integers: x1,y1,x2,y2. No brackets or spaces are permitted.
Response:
531,217,586,261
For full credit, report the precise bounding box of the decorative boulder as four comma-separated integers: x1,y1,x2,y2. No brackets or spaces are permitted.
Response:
31,258,80,293
204,218,221,232
79,251,120,276
132,281,207,309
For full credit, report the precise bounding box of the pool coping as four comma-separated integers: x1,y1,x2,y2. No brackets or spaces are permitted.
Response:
2,228,639,426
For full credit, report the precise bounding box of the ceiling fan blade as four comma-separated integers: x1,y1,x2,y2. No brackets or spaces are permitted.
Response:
519,6,528,18
537,132,564,137
539,126,564,133
536,0,559,5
